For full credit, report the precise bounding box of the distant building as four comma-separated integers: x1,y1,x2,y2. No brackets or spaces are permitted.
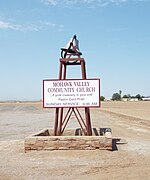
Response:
122,98,128,101
122,98,138,101
130,98,139,101
142,97,150,101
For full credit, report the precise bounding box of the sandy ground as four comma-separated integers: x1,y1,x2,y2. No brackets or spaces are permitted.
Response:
0,101,150,180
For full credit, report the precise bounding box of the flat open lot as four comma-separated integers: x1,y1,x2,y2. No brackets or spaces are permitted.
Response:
101,101,150,121
0,101,150,180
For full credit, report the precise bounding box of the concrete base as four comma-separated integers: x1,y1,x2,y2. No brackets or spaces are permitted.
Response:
25,128,112,152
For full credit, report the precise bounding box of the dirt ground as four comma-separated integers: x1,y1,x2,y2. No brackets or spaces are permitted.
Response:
0,101,150,180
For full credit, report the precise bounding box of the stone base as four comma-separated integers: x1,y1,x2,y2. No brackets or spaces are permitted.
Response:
25,128,112,152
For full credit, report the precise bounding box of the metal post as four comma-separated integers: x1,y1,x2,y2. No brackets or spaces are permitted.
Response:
54,108,59,135
81,60,92,135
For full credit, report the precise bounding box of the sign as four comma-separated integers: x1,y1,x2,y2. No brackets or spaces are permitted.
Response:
43,79,100,108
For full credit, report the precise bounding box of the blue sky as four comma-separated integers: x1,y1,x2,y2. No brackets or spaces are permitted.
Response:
0,0,150,100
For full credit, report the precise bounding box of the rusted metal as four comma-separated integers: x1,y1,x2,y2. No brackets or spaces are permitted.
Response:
54,108,59,136
54,35,92,136
60,58,84,62
72,108,87,135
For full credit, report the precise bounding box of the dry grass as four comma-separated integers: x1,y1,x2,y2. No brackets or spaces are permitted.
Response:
101,101,150,121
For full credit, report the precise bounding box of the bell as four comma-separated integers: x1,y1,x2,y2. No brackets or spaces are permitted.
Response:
65,35,80,51
61,35,82,58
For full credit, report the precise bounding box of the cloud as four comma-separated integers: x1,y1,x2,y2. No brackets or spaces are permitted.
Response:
0,20,64,32
0,20,39,31
41,0,148,7
0,21,14,30
41,0,58,5
40,21,64,31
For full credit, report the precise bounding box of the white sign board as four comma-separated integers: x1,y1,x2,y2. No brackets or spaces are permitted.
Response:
43,79,100,108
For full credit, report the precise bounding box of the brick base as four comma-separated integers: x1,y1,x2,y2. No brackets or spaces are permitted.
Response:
25,128,112,152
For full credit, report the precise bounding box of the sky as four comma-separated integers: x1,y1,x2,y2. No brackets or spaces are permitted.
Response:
0,0,150,101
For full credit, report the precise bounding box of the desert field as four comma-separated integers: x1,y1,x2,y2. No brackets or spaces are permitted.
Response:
0,101,150,180
101,101,150,121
